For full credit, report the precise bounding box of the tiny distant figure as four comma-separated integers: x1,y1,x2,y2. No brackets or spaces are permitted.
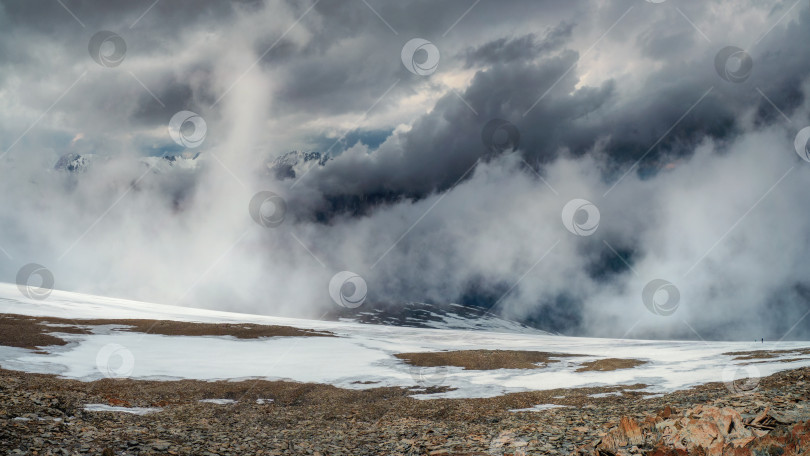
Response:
761,338,764,344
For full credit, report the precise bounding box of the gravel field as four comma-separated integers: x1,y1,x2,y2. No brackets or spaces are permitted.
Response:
2,365,809,455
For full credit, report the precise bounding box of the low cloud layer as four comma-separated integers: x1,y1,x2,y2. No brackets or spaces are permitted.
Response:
1,0,810,340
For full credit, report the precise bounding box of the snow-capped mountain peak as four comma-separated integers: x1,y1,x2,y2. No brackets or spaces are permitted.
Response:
267,150,330,180
54,153,95,173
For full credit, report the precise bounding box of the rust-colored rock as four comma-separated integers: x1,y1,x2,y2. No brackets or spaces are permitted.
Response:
659,405,675,419
670,418,723,455
746,420,810,456
619,416,643,446
587,402,810,456
690,405,755,448
105,396,131,407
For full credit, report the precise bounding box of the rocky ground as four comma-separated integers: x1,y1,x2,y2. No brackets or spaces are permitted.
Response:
1,365,809,455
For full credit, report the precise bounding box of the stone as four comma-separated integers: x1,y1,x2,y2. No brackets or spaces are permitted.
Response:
618,416,643,446
152,440,172,451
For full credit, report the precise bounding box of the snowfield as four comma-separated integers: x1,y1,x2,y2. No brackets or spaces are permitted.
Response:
2,283,810,399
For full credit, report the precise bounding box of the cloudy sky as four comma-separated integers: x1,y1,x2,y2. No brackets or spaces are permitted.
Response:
1,0,810,340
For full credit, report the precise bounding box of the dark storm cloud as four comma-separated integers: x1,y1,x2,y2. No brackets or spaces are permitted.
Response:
258,0,591,116
462,23,575,68
0,0,248,79
288,45,616,214
0,0,252,32
293,2,810,206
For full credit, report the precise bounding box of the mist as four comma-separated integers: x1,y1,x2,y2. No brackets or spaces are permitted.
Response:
1,0,810,340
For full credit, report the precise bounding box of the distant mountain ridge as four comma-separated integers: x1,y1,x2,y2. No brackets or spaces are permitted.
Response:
328,301,548,334
267,150,330,180
53,153,200,174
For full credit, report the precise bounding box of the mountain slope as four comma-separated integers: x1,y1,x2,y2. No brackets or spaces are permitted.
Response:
329,301,547,334
1,283,809,400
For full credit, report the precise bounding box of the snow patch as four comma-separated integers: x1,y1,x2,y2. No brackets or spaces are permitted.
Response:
588,391,624,398
199,399,237,405
83,404,161,415
509,404,568,412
